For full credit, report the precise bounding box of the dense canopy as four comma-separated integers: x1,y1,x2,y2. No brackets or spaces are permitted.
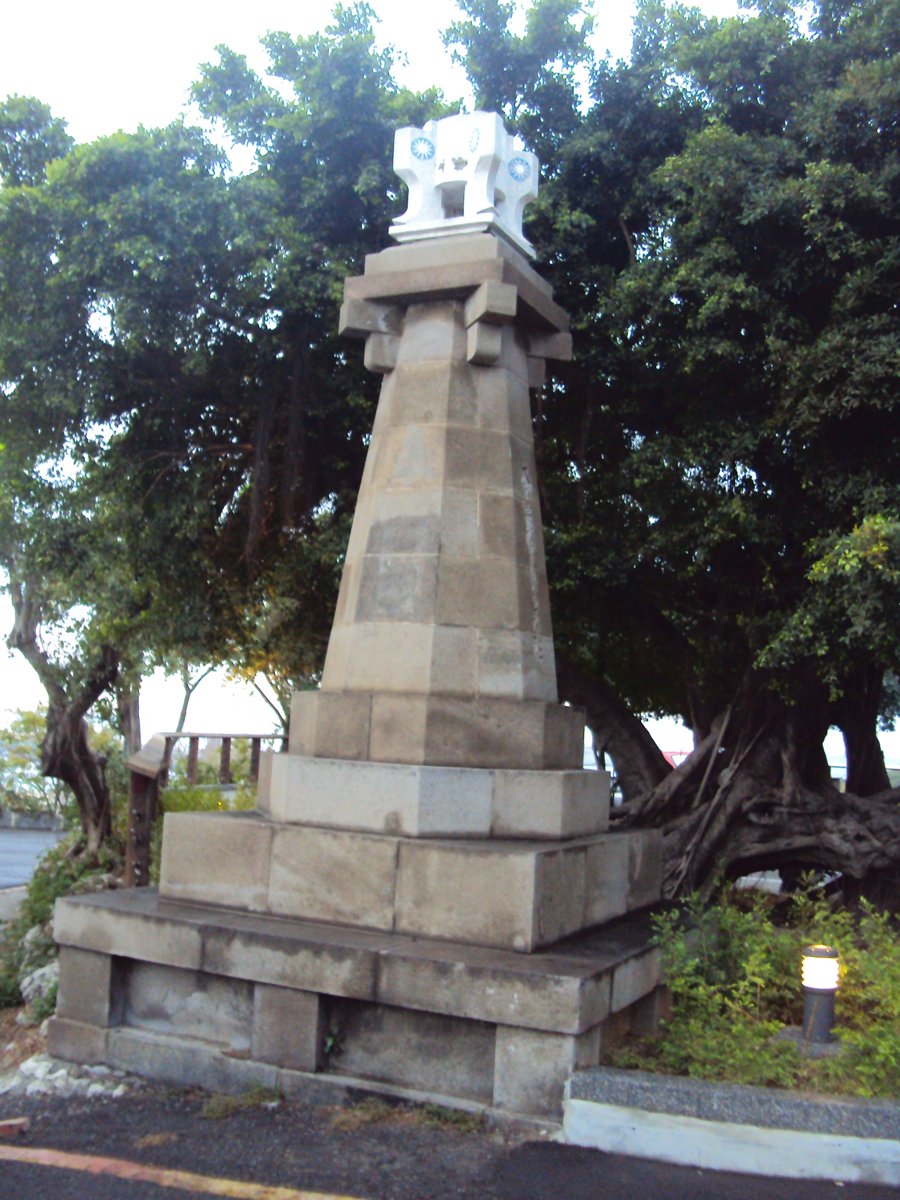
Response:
1,0,897,898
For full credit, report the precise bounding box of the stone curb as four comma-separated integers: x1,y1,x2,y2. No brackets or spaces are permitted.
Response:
563,1067,900,1186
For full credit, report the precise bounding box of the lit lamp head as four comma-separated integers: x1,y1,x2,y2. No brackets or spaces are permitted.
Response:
801,944,839,1044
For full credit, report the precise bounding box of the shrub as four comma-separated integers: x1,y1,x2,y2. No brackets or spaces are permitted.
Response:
607,886,899,1098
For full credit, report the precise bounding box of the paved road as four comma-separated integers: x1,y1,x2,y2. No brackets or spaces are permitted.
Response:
0,829,65,890
0,1088,893,1200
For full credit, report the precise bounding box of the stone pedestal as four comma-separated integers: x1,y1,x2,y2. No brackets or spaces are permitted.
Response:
51,228,663,1123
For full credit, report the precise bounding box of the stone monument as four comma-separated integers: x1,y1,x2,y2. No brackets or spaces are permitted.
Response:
48,112,663,1123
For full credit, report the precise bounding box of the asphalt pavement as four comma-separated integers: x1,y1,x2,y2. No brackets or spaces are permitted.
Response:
0,1086,895,1200
0,829,65,891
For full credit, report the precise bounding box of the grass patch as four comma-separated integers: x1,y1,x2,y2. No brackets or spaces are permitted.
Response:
606,886,899,1099
200,1085,282,1119
330,1096,483,1134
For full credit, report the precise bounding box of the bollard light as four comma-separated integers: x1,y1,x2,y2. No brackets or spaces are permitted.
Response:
801,944,839,1044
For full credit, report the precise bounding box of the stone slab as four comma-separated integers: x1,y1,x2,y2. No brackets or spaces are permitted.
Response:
349,235,568,333
50,891,658,1036
290,690,586,770
266,754,608,840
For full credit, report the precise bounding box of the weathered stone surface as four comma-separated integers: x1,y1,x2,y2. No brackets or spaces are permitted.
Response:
55,947,122,1029
327,998,496,1103
252,985,324,1072
494,1025,600,1118
46,1017,109,1065
124,962,253,1051
201,922,379,1001
54,894,203,969
268,827,399,930
266,756,606,841
158,811,272,912
107,1026,280,1096
291,688,585,770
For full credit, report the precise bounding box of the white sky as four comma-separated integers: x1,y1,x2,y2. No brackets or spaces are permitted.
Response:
3,1,891,767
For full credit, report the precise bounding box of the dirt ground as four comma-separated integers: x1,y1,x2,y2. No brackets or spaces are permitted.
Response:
0,1006,46,1074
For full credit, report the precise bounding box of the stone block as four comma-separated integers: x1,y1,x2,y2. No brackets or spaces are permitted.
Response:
339,297,402,338
437,487,479,557
364,512,441,555
376,941,606,1034
355,552,439,623
534,845,588,946
369,692,429,762
394,301,467,364
475,629,556,701
267,756,492,838
478,494,526,560
56,947,123,1028
327,998,496,1104
528,330,573,361
464,279,518,327
107,1026,280,1096
54,895,203,970
628,827,663,909
369,424,444,492
289,689,373,761
395,840,537,950
429,625,478,695
467,321,503,365
202,922,379,1001
491,769,609,839
443,426,514,495
610,948,662,1015
493,1025,600,1117
252,985,324,1072
582,835,631,926
268,826,399,929
124,961,253,1051
363,332,399,373
158,811,273,912
46,1017,109,1064
256,748,274,814
340,622,435,693
435,557,521,629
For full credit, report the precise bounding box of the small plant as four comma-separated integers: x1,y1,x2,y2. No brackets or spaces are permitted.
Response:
606,886,899,1098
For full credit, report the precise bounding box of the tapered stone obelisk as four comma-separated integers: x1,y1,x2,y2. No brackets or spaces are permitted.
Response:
49,114,662,1122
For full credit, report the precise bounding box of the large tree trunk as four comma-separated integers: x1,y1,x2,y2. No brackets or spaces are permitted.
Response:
834,664,892,796
565,662,900,908
557,655,672,800
7,571,120,856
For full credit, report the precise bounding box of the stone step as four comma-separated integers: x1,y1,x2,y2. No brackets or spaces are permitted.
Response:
156,810,661,953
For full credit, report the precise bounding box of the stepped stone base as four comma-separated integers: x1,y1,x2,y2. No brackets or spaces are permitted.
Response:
157,810,661,953
49,890,664,1120
261,753,610,839
289,690,585,770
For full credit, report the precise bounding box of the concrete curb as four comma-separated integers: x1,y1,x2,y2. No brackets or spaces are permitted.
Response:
563,1067,900,1185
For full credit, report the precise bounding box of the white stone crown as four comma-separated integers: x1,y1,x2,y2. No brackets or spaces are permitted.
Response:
389,112,539,258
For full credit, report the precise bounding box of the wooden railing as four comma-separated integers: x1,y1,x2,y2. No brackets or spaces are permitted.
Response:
125,732,287,888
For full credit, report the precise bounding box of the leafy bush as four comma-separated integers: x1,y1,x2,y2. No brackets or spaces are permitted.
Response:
608,887,899,1098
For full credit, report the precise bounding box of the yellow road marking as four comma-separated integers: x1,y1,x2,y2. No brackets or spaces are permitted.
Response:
0,1143,365,1199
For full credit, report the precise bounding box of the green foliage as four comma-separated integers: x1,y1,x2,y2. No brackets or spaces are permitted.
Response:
610,889,900,1097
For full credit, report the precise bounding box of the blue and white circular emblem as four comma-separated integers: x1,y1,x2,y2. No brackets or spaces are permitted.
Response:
411,137,435,161
508,156,532,182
